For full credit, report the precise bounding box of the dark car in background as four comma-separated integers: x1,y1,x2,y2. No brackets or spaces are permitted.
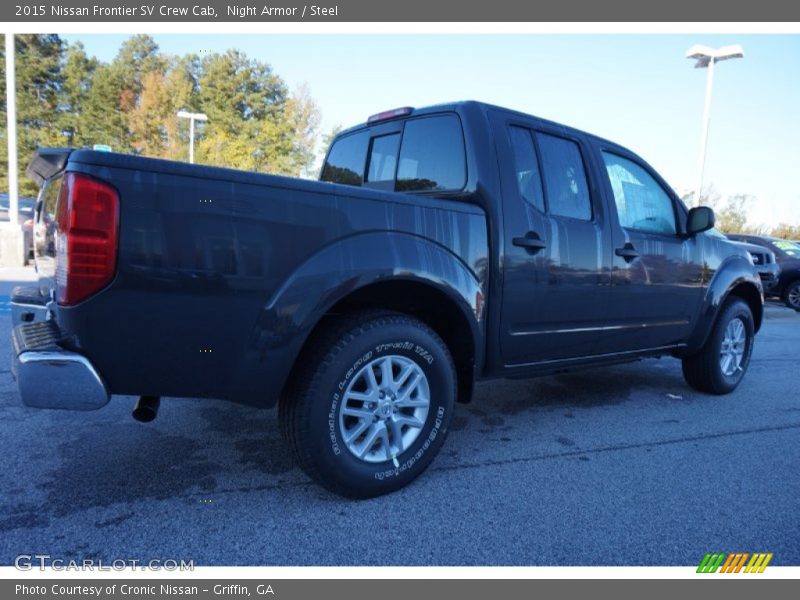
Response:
727,234,800,310
708,230,781,295
0,193,37,261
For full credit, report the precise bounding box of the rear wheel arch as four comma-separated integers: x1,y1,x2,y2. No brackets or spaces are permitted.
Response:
281,278,480,407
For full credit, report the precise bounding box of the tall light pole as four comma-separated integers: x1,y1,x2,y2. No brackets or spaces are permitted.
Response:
6,34,18,228
177,110,208,164
686,44,744,205
1,33,25,268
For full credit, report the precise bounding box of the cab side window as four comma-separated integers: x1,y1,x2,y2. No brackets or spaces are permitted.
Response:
602,152,677,235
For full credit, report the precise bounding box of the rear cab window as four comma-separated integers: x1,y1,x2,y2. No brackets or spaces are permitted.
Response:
321,113,466,193
366,134,400,184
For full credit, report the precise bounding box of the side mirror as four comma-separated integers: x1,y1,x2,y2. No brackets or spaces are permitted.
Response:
687,206,715,235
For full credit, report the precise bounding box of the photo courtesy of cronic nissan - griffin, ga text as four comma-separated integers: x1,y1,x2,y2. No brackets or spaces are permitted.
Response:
11,101,763,497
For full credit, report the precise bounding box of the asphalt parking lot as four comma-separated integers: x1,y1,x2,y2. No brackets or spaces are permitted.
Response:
1,269,798,566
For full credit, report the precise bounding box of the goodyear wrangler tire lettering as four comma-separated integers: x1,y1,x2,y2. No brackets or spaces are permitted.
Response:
279,311,456,498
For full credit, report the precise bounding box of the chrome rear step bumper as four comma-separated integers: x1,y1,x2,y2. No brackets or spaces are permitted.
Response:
11,320,110,411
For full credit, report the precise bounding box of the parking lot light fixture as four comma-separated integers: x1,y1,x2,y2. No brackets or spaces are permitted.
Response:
177,110,208,164
686,44,744,205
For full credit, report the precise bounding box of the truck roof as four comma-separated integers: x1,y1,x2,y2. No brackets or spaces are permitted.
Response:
338,100,627,153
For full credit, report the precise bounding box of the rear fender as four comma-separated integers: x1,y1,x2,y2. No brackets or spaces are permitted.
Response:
229,232,486,406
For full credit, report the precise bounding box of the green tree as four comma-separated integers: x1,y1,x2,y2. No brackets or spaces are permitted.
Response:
111,34,165,104
0,39,8,193
321,124,342,150
770,223,800,240
79,63,128,151
60,41,98,147
714,194,752,234
271,83,320,177
128,54,198,158
1,34,321,194
697,186,752,234
196,50,319,176
104,34,166,152
13,34,65,196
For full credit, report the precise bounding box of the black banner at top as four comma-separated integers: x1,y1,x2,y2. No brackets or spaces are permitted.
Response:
3,0,800,22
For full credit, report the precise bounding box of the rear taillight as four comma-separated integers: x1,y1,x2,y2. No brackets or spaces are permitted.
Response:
55,173,119,306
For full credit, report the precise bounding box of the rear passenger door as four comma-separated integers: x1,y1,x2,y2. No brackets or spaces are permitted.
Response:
492,112,614,366
593,147,705,353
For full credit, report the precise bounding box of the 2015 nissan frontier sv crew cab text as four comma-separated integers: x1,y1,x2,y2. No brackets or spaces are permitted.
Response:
11,101,763,498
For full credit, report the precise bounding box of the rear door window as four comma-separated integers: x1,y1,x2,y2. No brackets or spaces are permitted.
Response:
508,126,545,212
535,133,592,221
320,130,369,186
397,115,466,192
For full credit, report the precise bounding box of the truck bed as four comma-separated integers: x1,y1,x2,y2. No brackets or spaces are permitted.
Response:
39,150,488,405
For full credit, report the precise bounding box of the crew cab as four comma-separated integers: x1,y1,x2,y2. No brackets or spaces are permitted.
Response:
11,101,762,497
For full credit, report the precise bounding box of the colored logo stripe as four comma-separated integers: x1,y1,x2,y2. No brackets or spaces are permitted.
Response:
720,553,749,573
745,553,773,573
697,553,726,573
698,552,772,573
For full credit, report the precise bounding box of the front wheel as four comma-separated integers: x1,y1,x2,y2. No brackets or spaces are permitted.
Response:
784,280,800,311
279,311,456,498
682,298,755,394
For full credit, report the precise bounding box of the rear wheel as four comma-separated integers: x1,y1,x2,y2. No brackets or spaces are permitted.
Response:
682,298,754,394
279,311,456,498
784,280,800,311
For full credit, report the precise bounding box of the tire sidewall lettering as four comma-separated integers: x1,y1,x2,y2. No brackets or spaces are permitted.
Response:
326,338,447,482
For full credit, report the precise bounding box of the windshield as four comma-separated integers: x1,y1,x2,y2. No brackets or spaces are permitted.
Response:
773,239,800,258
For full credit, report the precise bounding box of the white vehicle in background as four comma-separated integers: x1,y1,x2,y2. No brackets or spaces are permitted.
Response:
0,193,36,262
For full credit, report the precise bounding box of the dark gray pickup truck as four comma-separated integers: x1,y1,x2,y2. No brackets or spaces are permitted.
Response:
11,101,763,497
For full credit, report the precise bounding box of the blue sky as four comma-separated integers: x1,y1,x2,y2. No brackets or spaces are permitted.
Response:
64,34,800,227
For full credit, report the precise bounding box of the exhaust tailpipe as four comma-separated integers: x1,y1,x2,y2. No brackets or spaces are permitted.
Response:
132,396,160,423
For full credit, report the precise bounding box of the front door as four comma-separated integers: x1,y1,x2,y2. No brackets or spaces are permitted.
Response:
592,148,705,353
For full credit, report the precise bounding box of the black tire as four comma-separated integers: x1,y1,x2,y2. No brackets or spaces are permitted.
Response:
279,310,456,498
682,298,755,395
784,280,800,311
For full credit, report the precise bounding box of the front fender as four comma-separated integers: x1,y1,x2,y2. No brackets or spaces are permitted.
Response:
685,255,763,354
230,231,486,406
